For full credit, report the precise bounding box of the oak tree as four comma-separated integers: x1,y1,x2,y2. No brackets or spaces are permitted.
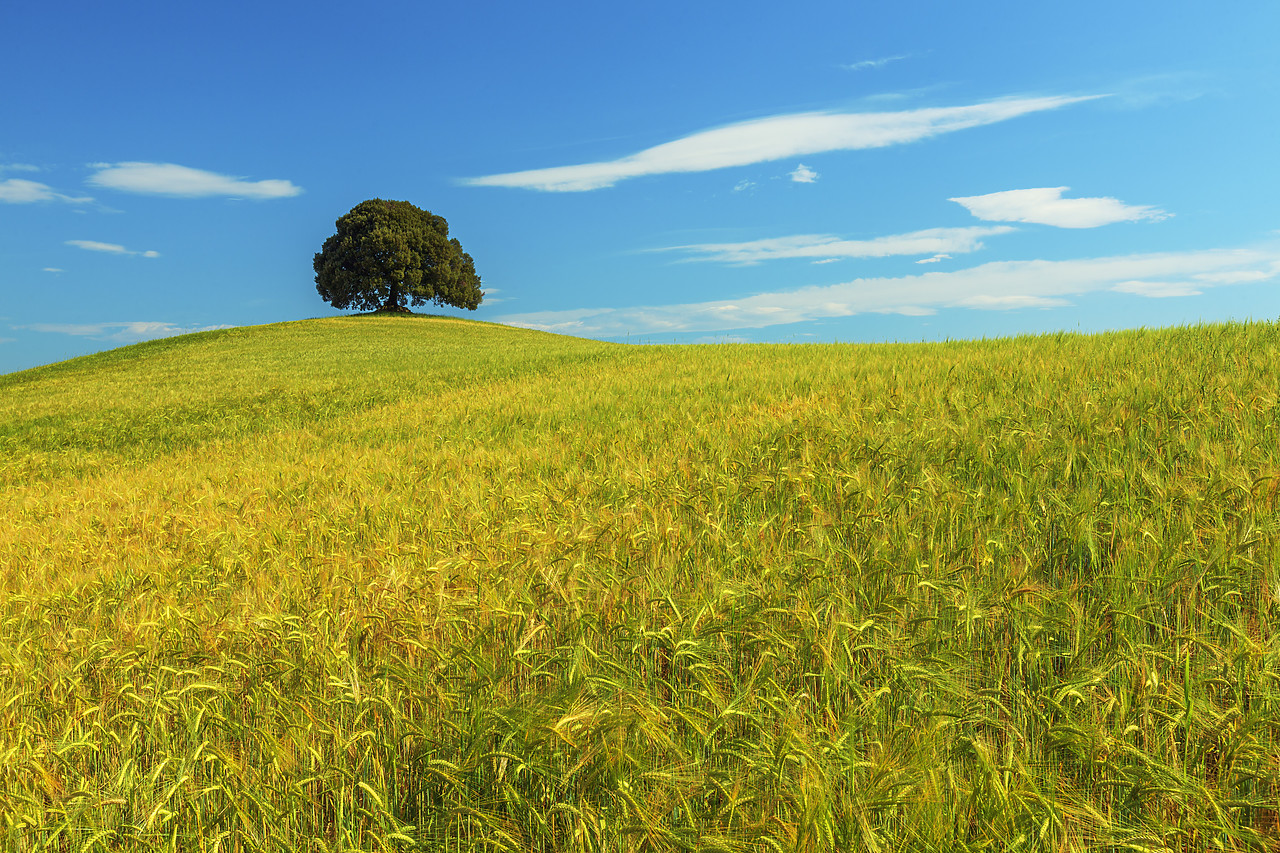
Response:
314,199,482,312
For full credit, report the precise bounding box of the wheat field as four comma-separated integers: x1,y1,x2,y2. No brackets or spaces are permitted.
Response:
2,315,1279,852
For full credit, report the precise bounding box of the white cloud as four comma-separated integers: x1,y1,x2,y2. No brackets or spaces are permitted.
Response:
494,247,1280,336
42,267,63,273
733,179,756,192
0,163,41,173
840,54,911,71
1193,269,1273,284
692,334,751,344
0,178,93,204
66,240,128,254
957,294,1071,310
87,162,303,199
916,254,952,264
789,163,819,183
66,239,160,257
1110,72,1211,109
1111,280,1201,298
950,186,1170,228
23,321,233,342
655,226,1013,266
464,94,1103,192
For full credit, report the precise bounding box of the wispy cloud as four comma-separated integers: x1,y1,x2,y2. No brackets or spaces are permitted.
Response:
0,163,41,173
42,267,63,273
840,54,911,71
66,239,160,258
88,162,303,199
1111,280,1201,298
1193,269,1272,284
494,247,1280,336
1109,72,1213,109
0,178,93,204
951,187,1170,228
916,254,951,264
789,163,819,183
464,94,1104,192
654,226,1013,266
860,83,958,105
22,321,233,342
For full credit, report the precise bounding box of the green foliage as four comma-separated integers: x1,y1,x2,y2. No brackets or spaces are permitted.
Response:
3,318,1280,851
313,199,482,312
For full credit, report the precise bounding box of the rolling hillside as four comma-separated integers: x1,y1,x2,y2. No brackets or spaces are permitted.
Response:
3,316,1279,852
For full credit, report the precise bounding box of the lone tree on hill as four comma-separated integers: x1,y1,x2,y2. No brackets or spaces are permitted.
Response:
314,199,482,313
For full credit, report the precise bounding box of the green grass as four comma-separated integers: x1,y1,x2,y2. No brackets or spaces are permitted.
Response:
2,315,1279,851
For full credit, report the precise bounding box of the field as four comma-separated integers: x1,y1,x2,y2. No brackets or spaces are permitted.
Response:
2,315,1279,852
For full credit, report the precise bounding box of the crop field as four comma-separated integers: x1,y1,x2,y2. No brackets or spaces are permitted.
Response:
2,315,1279,852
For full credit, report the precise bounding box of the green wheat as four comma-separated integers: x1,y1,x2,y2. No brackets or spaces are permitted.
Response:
2,316,1278,851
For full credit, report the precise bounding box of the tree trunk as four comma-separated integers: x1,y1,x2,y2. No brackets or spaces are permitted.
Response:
382,282,401,312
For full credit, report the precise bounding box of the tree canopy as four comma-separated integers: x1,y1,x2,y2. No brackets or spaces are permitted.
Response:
314,199,482,313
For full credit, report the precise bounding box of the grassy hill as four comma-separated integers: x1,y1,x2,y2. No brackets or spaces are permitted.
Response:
3,315,1279,852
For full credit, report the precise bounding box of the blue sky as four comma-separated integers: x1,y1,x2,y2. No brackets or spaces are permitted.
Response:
3,0,1279,374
